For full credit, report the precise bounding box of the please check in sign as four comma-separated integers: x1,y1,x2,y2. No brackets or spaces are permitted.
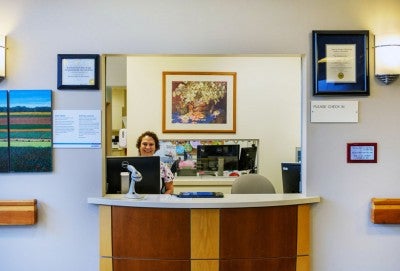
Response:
310,101,358,123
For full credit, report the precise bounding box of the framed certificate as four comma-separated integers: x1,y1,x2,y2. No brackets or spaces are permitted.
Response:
347,143,377,163
312,30,369,96
57,54,99,90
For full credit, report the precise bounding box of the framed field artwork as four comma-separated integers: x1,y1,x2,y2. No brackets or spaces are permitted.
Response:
8,90,53,172
162,71,236,133
0,90,8,172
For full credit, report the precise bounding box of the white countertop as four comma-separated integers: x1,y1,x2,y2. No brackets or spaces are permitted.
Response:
88,193,320,209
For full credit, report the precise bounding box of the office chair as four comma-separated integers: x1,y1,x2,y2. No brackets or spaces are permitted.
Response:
231,174,276,194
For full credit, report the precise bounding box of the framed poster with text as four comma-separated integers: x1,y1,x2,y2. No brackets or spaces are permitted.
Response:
57,54,99,90
347,143,377,163
312,30,369,96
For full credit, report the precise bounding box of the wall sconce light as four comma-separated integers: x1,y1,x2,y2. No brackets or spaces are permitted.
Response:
375,34,400,85
0,35,5,82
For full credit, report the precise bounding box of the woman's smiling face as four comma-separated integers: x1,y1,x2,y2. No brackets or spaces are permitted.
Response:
139,135,156,156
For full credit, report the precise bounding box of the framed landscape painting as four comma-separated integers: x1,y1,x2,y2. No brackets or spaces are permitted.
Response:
162,71,236,133
0,90,8,172
9,90,52,172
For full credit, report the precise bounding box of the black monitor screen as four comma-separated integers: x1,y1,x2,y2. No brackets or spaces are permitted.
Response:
197,144,240,171
281,162,301,193
106,156,161,194
238,146,257,171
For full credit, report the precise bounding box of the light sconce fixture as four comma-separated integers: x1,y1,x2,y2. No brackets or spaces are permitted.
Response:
375,34,400,85
0,35,5,82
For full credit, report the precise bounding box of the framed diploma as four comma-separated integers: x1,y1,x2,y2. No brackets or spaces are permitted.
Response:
347,143,377,163
57,54,99,90
312,30,369,96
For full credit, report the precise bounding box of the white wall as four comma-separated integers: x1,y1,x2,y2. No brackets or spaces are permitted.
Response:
1,1,400,271
126,55,301,190
105,56,126,87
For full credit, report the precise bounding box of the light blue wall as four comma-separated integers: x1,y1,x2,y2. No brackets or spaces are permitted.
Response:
1,1,400,271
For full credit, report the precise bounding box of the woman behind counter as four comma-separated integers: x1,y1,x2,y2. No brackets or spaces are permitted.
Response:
136,131,174,194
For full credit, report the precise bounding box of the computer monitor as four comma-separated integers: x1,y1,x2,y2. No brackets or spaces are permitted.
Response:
106,156,161,194
238,146,257,171
281,162,301,193
196,144,240,171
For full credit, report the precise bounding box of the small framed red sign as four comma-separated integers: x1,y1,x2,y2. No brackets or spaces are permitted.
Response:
347,143,377,163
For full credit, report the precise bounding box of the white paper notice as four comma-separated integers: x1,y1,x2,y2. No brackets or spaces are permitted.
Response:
350,146,375,161
53,110,101,148
326,44,356,83
62,58,95,85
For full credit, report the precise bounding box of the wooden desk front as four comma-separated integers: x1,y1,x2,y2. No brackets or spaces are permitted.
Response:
90,194,319,271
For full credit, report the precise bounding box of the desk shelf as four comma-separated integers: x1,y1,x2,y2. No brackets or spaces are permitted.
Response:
371,198,400,224
0,199,38,225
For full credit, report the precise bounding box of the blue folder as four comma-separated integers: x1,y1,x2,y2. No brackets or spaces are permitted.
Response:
177,192,224,198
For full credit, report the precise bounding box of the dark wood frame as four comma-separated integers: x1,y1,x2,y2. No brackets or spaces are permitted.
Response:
312,30,369,96
57,54,99,90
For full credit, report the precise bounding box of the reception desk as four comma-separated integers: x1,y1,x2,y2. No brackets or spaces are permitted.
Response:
88,194,320,271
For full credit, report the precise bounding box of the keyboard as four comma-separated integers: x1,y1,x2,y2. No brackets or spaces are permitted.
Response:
177,192,224,198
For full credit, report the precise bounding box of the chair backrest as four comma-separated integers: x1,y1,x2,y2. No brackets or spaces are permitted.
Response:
231,174,276,194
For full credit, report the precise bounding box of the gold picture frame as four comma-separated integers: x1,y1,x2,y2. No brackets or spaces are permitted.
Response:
162,71,236,133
